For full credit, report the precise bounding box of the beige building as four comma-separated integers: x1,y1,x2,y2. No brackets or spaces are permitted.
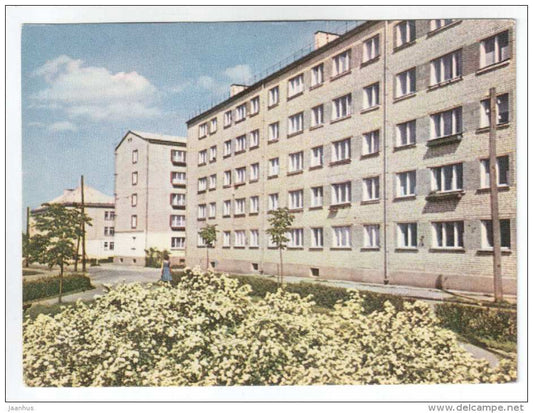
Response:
114,131,187,266
31,185,116,259
186,20,516,294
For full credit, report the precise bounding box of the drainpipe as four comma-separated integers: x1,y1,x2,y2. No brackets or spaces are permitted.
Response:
383,21,389,285
145,141,150,257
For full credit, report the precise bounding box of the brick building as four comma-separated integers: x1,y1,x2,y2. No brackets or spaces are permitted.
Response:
185,20,516,294
114,131,187,266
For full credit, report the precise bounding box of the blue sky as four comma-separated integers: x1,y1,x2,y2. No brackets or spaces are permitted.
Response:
22,20,356,212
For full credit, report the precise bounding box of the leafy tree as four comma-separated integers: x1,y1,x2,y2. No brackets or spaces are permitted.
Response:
266,207,295,287
198,224,218,271
144,247,170,268
32,203,92,303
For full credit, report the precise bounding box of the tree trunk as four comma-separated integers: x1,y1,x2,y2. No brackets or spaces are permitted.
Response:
74,236,80,272
58,263,64,304
206,248,210,272
279,247,284,289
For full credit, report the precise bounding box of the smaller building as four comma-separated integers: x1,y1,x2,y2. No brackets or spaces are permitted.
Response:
30,185,116,259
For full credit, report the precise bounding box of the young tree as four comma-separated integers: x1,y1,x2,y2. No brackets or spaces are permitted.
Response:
266,207,295,287
198,224,218,271
71,204,92,272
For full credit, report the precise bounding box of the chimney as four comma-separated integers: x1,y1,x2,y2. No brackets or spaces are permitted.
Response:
314,31,340,50
230,84,248,97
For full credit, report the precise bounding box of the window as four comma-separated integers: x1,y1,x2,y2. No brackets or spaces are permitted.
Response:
480,93,509,128
223,140,232,157
131,193,137,207
311,186,323,207
223,200,231,217
431,163,463,192
170,215,185,228
132,149,138,164
311,228,324,248
171,237,185,249
171,149,186,163
250,196,259,213
362,130,379,155
223,231,231,247
288,74,304,97
432,221,464,249
363,177,380,201
332,182,351,205
363,83,380,109
395,20,415,47
269,158,279,177
481,219,511,249
104,241,109,251
395,68,416,97
288,112,304,135
198,123,208,138
223,170,232,186
268,86,279,106
268,193,279,211
250,230,259,247
333,226,351,248
289,151,304,172
198,150,207,165
289,190,304,210
198,177,207,192
250,96,260,115
104,211,115,220
210,117,217,133
171,171,186,185
209,145,217,162
235,135,247,153
197,234,206,247
131,172,138,185
235,198,246,215
311,105,324,127
480,31,509,68
332,50,350,77
171,193,186,207
250,163,260,181
268,122,279,141
363,35,380,62
431,50,462,86
109,242,114,251
311,63,324,86
235,103,247,122
104,227,114,236
480,156,509,188
332,138,351,162
250,130,260,148
234,230,246,247
209,174,217,189
288,228,304,248
131,215,137,229
364,225,380,248
224,110,232,127
197,204,207,219
396,171,417,197
310,146,324,168
397,223,418,248
430,19,454,31
396,120,416,146
235,167,246,184
332,94,352,120
430,107,462,139
209,202,216,218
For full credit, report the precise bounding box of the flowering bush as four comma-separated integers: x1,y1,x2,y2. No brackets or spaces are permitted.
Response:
23,267,517,387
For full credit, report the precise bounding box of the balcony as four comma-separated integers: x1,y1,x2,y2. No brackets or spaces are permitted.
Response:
426,132,462,147
425,190,464,201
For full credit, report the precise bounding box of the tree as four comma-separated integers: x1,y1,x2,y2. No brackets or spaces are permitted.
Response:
71,204,92,272
266,207,295,287
32,203,92,303
198,224,218,271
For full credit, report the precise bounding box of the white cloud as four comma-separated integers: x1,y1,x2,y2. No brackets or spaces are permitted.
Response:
48,121,77,132
31,55,162,122
224,64,252,84
27,121,45,128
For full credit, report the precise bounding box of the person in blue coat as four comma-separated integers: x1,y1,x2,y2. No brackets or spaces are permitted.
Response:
160,254,172,282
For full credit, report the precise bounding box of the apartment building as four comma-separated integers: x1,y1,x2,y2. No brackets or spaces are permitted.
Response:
30,185,116,259
114,131,187,266
186,20,516,294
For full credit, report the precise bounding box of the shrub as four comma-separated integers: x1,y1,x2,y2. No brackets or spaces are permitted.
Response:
23,274,93,302
23,268,516,387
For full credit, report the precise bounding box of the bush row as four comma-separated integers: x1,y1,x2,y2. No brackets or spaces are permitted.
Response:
23,274,93,303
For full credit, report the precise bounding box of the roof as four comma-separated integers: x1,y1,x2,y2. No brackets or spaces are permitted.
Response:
39,185,114,209
115,130,187,151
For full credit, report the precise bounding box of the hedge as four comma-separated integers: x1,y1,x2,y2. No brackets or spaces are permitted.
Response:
23,274,94,303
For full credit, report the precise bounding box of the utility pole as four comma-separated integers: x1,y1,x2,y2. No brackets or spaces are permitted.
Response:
25,207,30,268
81,175,87,272
489,87,503,302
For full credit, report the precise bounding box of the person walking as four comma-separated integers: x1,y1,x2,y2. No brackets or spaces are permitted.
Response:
160,254,172,282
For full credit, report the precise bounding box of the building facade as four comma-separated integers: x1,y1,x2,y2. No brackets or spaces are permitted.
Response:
30,185,116,259
186,19,516,294
114,131,188,266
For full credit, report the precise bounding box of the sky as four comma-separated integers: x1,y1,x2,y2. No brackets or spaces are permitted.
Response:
21,20,357,212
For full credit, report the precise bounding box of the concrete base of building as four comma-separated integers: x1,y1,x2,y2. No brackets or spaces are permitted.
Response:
189,257,516,296
113,256,146,266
